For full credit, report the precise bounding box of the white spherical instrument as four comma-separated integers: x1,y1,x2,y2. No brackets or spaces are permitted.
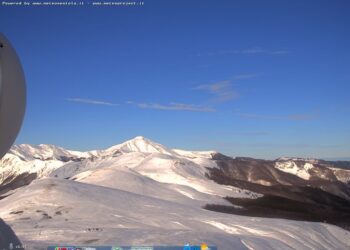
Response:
0,33,26,159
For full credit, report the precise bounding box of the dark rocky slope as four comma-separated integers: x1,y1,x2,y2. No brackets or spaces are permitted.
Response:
205,154,350,230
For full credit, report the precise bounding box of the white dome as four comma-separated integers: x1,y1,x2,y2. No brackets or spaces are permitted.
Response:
0,33,26,159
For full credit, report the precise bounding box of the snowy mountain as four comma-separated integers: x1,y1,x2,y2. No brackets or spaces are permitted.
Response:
0,136,350,249
209,154,350,198
275,157,350,183
0,136,256,200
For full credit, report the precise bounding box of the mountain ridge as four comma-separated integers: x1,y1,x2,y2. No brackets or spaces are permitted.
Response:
2,137,350,194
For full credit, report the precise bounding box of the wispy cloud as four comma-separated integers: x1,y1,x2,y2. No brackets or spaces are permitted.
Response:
238,113,317,121
129,102,215,112
233,74,258,80
241,48,289,55
197,48,289,57
67,98,119,106
194,80,238,103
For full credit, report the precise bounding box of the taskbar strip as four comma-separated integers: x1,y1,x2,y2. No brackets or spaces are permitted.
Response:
48,245,217,250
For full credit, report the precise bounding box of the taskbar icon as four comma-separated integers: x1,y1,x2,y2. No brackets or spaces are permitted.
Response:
183,243,212,250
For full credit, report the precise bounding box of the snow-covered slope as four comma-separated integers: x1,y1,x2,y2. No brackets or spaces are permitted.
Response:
0,144,93,185
1,137,350,249
275,161,313,180
1,178,349,250
1,136,257,200
9,144,92,161
331,167,350,183
275,158,350,183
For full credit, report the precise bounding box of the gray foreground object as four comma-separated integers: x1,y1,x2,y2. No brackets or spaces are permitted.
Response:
0,33,26,250
0,33,26,159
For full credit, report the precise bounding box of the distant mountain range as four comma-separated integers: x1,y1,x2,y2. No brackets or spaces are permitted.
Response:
322,157,350,162
0,136,349,249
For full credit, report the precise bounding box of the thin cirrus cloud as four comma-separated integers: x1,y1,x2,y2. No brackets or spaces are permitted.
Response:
238,113,317,121
67,98,119,106
233,73,258,80
193,80,238,103
128,102,216,112
197,47,289,57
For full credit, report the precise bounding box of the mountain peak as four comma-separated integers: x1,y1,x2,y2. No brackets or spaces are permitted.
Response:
106,136,173,155
125,136,157,145
133,136,146,140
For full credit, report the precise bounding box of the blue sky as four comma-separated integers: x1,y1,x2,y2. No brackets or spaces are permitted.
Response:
1,0,349,159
